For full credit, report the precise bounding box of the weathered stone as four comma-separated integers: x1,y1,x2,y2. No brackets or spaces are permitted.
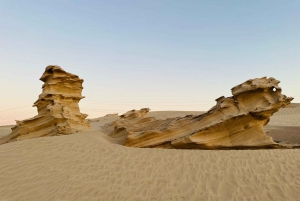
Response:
0,65,90,144
109,77,293,149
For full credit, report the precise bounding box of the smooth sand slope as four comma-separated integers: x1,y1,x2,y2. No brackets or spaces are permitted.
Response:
265,103,300,144
0,126,13,137
0,105,299,201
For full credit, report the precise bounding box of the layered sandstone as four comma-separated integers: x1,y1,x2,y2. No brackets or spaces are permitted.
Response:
0,65,90,144
109,77,293,149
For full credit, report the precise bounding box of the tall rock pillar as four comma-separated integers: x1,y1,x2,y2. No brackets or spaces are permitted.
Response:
0,65,90,144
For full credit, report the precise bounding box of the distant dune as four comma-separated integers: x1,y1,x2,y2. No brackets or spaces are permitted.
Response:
265,103,300,144
0,104,299,200
0,126,13,137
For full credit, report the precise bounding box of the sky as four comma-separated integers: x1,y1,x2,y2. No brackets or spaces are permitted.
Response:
0,0,299,125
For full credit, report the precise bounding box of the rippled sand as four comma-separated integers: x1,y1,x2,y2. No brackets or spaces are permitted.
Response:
0,132,299,201
0,104,299,201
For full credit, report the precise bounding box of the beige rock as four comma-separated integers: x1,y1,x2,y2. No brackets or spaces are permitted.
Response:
109,77,293,149
0,65,90,144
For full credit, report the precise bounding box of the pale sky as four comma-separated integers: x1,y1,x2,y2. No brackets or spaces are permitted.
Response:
0,0,299,125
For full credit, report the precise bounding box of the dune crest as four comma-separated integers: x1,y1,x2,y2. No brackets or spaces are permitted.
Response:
110,77,293,149
0,65,90,144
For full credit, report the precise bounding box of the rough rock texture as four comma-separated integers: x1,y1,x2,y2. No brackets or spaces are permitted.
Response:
0,65,90,144
109,77,293,149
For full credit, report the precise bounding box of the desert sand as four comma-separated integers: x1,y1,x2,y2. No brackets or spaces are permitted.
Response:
0,126,13,137
0,104,299,201
265,103,300,144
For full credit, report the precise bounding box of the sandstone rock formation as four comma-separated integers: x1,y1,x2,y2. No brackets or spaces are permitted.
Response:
0,65,90,144
109,77,293,149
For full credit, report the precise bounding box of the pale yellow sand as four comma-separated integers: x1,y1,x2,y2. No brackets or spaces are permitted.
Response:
265,103,300,144
0,126,13,137
146,111,205,120
267,103,300,126
0,105,299,200
0,131,299,201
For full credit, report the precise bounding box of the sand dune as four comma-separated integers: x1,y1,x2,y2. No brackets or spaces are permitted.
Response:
0,131,299,201
146,111,205,120
265,103,300,144
267,103,300,126
266,126,300,143
0,126,13,137
0,105,299,200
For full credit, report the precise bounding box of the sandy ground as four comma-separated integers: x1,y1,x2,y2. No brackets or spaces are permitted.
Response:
0,126,13,138
0,132,299,201
0,105,299,200
265,103,300,143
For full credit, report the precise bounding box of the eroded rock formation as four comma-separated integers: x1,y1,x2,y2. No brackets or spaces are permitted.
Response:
0,65,90,144
109,77,293,149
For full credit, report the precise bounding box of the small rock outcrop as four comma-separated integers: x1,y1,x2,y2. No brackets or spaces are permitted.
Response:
109,77,293,149
0,65,90,144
